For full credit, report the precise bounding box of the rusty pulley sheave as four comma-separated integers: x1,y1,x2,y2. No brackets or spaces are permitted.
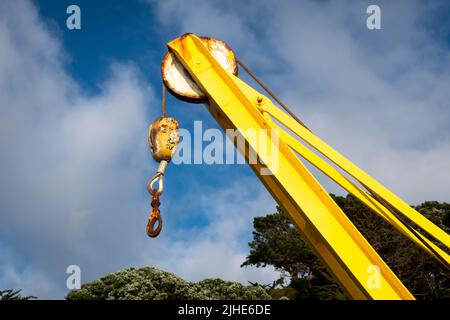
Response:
146,84,179,238
161,35,238,103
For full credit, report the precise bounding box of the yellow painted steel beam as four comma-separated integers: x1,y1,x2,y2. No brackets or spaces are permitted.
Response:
274,122,450,266
257,97,450,251
167,34,414,299
234,76,450,266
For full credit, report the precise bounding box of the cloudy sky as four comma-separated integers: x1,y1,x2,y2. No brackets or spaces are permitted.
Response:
0,0,449,299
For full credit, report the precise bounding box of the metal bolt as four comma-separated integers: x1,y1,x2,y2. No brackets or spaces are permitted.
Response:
257,96,264,105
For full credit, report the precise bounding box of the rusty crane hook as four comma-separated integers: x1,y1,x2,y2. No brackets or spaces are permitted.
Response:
146,188,163,238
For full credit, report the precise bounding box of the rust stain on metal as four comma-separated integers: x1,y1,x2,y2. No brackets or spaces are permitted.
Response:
161,36,237,103
146,192,162,238
148,117,180,162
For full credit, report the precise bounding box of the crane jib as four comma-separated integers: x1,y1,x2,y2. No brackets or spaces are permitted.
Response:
159,33,449,300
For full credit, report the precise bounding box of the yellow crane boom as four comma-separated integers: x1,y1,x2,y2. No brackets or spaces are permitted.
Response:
157,33,450,299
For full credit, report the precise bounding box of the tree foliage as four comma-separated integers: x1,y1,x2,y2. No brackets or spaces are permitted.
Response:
241,207,319,279
0,289,36,300
242,194,450,299
66,266,271,300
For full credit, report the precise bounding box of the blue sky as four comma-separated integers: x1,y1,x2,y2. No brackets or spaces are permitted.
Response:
36,1,162,92
0,0,449,299
33,0,262,229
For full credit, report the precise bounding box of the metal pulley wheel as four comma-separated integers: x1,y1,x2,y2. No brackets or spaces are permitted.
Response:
161,35,238,103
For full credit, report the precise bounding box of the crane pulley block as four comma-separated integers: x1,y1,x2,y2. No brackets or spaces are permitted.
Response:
148,117,180,162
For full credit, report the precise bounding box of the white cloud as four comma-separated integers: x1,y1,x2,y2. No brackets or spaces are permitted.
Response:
0,0,153,298
264,1,450,202
152,178,278,284
151,0,450,203
0,0,278,298
1,0,449,299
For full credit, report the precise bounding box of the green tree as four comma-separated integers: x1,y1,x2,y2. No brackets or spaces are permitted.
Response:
241,206,318,279
242,194,450,299
241,205,345,299
0,289,36,300
67,266,271,300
